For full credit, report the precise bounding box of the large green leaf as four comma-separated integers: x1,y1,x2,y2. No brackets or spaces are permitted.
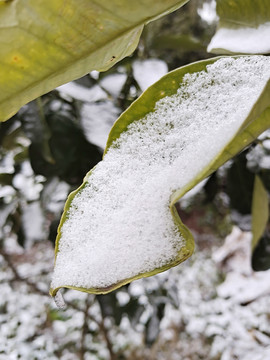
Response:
50,56,270,300
208,0,270,54
0,0,189,122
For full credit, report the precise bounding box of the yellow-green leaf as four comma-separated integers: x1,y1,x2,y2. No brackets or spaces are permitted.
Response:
208,0,270,54
50,56,270,300
251,175,269,250
0,0,189,122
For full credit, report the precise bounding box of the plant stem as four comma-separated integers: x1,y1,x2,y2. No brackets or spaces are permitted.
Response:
79,296,92,360
99,317,116,360
1,249,117,359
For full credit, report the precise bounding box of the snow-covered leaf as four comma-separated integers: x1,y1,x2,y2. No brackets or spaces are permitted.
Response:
57,83,107,103
0,0,189,122
132,59,168,92
197,0,218,25
51,56,270,298
99,74,127,98
208,0,270,54
81,101,120,149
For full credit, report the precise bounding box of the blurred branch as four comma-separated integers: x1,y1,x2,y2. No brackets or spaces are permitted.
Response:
99,316,117,360
0,248,84,309
118,67,139,111
79,296,92,360
0,248,49,296
96,298,117,360
1,248,117,359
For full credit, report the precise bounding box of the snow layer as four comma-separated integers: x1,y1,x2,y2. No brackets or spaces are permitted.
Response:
57,82,107,102
133,59,168,91
208,22,270,54
81,101,120,149
197,0,218,25
51,56,270,291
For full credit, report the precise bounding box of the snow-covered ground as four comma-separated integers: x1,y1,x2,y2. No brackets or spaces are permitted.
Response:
1,226,270,359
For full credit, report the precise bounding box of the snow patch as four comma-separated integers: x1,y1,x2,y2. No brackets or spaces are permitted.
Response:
198,0,218,25
57,83,107,103
100,73,127,97
208,22,270,54
81,101,120,149
133,59,168,91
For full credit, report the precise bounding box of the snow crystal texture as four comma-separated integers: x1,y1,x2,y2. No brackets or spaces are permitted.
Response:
51,57,270,291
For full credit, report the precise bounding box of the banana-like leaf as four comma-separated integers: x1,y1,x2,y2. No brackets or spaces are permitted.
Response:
208,0,270,54
0,0,189,122
50,56,270,300
251,175,269,250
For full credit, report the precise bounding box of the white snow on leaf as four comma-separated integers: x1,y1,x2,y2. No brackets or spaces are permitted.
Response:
99,73,127,97
22,202,46,247
213,226,251,275
208,22,270,54
246,143,270,170
260,155,270,169
0,151,15,174
42,178,70,214
133,59,168,91
217,271,270,304
12,162,44,201
57,83,107,102
263,139,270,150
0,185,16,199
81,101,120,149
197,0,218,25
213,227,270,305
51,56,270,292
258,128,270,140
